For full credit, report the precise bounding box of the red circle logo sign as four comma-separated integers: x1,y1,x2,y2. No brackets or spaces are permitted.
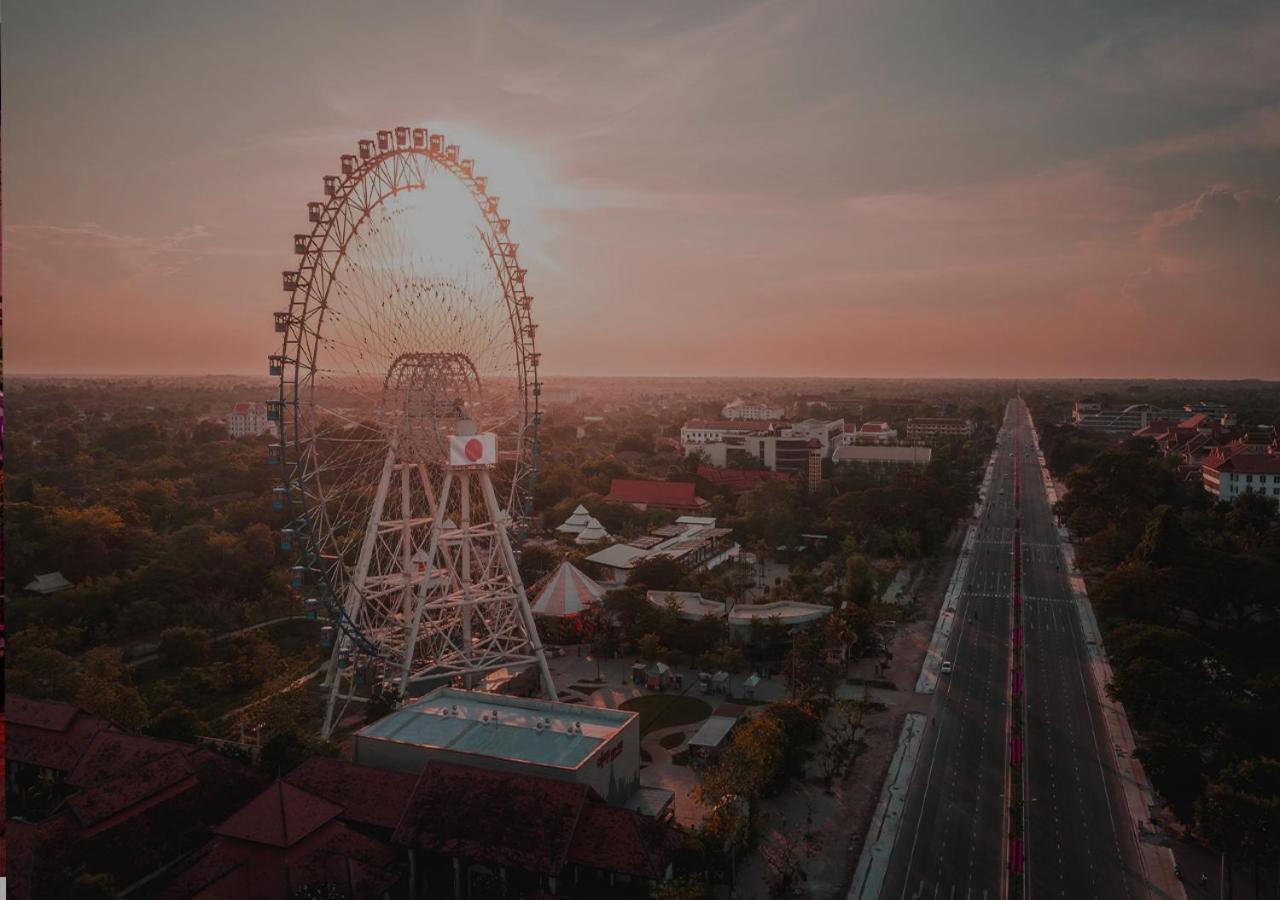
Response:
464,437,484,462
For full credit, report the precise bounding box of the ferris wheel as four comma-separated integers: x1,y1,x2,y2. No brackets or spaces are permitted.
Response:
267,127,555,739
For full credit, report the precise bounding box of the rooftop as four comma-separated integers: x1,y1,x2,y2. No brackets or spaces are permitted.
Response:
687,715,739,750
683,418,782,431
1204,449,1280,475
356,687,636,772
728,600,832,626
834,444,933,464
646,590,727,620
604,478,709,509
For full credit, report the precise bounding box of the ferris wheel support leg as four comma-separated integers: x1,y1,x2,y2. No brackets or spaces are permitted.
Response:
397,469,456,697
478,467,557,702
460,473,474,690
320,445,398,739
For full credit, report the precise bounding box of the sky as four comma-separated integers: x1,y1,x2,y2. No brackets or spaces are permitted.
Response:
4,0,1280,379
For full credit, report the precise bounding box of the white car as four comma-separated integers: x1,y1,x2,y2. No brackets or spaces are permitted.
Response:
940,660,954,675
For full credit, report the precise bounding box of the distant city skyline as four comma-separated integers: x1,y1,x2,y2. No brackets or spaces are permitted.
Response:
5,1,1280,379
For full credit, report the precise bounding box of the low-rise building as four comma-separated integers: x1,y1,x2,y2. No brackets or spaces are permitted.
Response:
604,479,709,511
645,591,728,621
226,401,271,438
354,687,646,808
851,421,898,444
1202,447,1280,501
23,572,74,595
721,399,786,421
680,418,778,446
781,418,845,457
586,518,737,587
689,433,815,474
832,444,933,471
905,417,973,443
1073,400,1232,434
6,698,269,899
727,600,831,643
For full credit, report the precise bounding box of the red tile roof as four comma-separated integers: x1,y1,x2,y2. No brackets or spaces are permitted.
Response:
156,824,400,900
392,761,590,876
860,422,892,433
214,781,343,849
605,479,708,509
67,750,198,833
1208,452,1280,475
66,730,197,788
6,697,116,773
567,803,679,881
284,757,419,831
8,697,81,732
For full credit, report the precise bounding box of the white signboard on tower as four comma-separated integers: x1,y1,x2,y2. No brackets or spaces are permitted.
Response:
449,432,497,466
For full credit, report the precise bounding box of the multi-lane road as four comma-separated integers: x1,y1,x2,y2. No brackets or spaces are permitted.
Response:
1017,397,1144,898
879,397,1149,899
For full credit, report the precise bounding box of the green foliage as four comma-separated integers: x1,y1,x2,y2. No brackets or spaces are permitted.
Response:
518,542,560,585
158,626,213,669
627,554,687,591
146,703,208,742
1195,757,1280,861
652,874,711,900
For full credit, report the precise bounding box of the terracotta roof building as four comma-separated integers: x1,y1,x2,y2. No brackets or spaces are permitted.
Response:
5,698,267,898
604,479,709,510
1202,446,1280,501
393,761,678,898
156,780,402,900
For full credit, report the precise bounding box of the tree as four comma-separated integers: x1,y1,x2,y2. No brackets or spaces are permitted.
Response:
518,543,560,585
844,554,878,606
651,874,711,900
761,825,817,899
637,632,668,662
698,714,787,806
1196,757,1280,894
8,644,83,701
1133,505,1190,568
76,647,149,730
783,630,837,702
820,699,865,784
260,731,315,775
628,554,687,591
147,703,208,742
158,626,213,670
192,420,228,444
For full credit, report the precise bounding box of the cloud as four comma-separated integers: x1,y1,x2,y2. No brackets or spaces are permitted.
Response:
7,222,222,283
1132,104,1280,160
1142,186,1280,262
1072,9,1280,100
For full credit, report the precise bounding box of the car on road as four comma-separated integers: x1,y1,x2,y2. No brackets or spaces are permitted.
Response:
940,660,953,674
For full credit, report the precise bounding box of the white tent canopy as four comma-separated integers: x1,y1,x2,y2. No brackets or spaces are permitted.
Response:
531,561,606,618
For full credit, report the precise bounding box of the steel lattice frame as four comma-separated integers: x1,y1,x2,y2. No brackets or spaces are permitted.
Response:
269,126,542,668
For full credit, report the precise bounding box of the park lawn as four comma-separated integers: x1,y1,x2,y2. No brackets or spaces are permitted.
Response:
658,731,686,750
619,694,712,737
